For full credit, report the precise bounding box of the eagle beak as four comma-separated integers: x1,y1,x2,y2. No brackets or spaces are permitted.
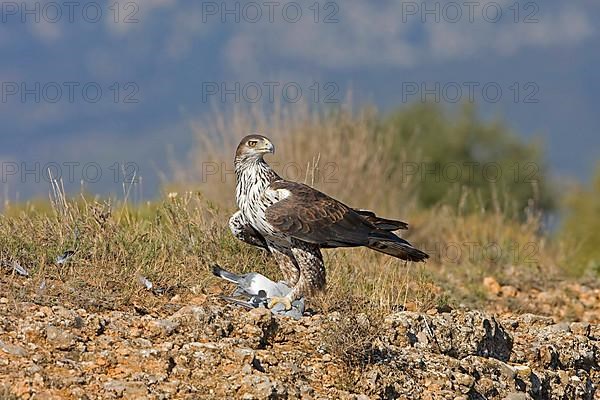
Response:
265,141,275,154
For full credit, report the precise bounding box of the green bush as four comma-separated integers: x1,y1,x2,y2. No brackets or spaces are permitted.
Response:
380,103,554,215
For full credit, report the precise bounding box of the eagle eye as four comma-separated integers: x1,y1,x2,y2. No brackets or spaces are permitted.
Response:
248,140,258,147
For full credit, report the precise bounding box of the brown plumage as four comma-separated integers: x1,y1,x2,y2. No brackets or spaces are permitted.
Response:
230,134,428,309
265,181,428,261
354,209,408,231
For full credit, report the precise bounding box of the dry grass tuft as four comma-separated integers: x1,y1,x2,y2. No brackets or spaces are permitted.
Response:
0,386,18,400
319,292,387,369
0,189,267,311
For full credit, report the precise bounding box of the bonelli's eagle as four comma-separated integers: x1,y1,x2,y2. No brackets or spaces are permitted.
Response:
230,134,428,309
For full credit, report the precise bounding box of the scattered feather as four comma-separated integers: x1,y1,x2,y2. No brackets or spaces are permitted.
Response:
56,251,75,265
1,260,29,277
151,287,169,296
36,279,47,297
11,261,29,277
137,275,154,291
136,275,174,296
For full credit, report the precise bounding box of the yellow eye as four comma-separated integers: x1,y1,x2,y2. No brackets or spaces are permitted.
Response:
248,140,258,147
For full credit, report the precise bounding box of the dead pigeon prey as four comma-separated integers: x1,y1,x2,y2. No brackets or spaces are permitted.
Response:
212,265,305,319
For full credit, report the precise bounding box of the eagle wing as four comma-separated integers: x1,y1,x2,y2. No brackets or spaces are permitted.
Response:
265,181,374,248
264,181,428,261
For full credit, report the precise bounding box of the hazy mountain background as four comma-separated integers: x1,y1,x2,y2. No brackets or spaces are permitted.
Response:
1,0,599,202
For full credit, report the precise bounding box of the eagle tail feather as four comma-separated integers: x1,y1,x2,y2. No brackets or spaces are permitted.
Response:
368,218,408,231
367,232,429,262
354,209,409,231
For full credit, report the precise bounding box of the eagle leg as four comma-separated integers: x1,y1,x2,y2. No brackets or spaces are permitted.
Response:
290,242,326,295
270,245,300,286
267,295,293,311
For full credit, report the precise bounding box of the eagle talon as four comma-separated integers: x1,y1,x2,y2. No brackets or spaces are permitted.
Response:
268,296,293,311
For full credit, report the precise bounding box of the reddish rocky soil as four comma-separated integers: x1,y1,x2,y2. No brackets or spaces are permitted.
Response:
0,279,599,399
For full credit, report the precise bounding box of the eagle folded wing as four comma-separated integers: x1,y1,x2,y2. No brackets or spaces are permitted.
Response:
265,180,429,262
265,181,374,247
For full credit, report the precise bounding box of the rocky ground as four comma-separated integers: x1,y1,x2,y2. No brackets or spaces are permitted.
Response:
0,280,599,399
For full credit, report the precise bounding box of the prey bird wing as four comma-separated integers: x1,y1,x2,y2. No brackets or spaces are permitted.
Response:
265,181,428,262
219,289,268,309
218,291,305,320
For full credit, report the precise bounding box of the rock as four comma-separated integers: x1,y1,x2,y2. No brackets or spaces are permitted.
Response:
0,339,27,356
501,285,519,297
147,319,179,337
453,372,474,393
0,294,598,399
483,276,501,296
570,322,591,336
505,392,530,400
45,325,77,351
385,310,513,361
103,380,148,397
513,364,531,378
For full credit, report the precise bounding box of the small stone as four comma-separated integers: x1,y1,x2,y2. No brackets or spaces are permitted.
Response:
240,363,252,375
248,307,272,322
501,285,518,297
232,348,255,364
13,380,31,398
147,319,179,337
416,330,429,344
103,380,148,397
46,325,77,350
96,357,108,366
189,295,208,305
570,322,590,336
0,339,27,357
454,373,474,393
504,393,529,400
483,277,501,296
543,323,570,334
512,365,531,378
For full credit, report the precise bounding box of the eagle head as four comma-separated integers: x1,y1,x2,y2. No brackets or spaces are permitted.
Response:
236,134,275,159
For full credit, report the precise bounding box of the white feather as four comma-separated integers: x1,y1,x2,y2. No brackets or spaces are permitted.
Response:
246,274,291,298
